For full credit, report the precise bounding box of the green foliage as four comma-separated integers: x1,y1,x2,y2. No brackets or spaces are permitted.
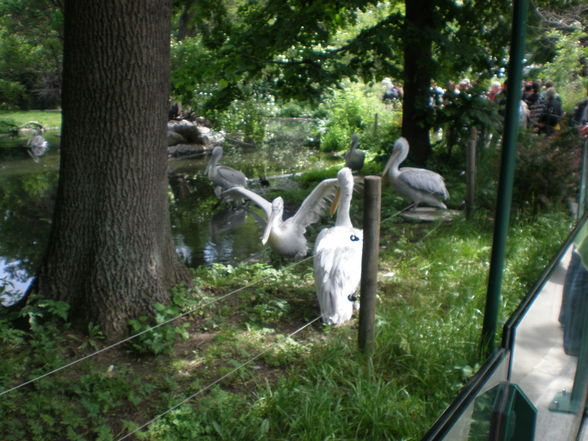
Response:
19,296,70,335
142,387,268,441
0,115,19,134
438,85,502,133
0,78,28,109
275,99,317,118
513,129,580,213
127,303,190,356
0,1,63,109
250,298,290,327
208,90,276,145
316,81,401,153
475,127,582,214
170,36,212,106
532,29,588,113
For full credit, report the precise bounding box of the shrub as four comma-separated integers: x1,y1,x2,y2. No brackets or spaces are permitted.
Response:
316,81,401,153
477,128,582,213
0,79,29,110
513,129,581,212
127,303,189,356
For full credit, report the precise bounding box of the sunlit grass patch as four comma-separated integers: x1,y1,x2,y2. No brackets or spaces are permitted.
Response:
0,109,62,130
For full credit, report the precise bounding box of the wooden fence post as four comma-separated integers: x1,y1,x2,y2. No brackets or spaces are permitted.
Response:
358,176,381,356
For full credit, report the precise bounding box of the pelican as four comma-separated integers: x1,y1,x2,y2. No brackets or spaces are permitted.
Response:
382,137,449,209
205,146,248,202
223,176,341,258
344,133,365,173
313,167,363,326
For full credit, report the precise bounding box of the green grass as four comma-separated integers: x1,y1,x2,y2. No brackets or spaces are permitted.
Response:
0,190,573,440
0,109,62,131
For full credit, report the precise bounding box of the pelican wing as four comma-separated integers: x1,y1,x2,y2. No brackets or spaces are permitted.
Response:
291,177,339,228
215,165,248,189
222,186,272,218
399,167,449,199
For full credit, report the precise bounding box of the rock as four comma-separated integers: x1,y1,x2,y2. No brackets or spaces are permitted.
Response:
167,118,225,147
166,117,226,160
167,130,186,146
167,144,209,158
168,119,204,144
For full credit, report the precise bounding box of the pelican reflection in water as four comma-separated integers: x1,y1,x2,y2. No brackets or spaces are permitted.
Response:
313,167,363,325
27,133,48,162
382,137,449,209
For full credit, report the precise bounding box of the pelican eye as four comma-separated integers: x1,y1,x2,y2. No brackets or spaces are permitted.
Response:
350,234,360,242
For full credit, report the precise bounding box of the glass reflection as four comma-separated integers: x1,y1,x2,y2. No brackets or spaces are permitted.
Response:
509,219,588,441
446,357,510,441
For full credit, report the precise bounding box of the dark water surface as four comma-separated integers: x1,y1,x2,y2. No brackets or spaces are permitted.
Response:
0,120,336,306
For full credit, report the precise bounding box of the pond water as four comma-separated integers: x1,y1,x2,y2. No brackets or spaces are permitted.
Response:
0,119,338,306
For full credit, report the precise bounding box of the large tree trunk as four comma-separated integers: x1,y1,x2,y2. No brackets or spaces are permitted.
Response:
402,0,434,166
38,0,191,339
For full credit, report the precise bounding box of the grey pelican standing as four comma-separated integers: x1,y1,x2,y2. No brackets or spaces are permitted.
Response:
313,167,363,325
223,175,340,258
382,137,449,209
205,146,248,202
344,133,365,173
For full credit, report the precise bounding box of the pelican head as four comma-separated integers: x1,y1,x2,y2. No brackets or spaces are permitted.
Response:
329,167,354,216
382,137,409,177
350,133,359,150
262,196,285,245
338,167,354,189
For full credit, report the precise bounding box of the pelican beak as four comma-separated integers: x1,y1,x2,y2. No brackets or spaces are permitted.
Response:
261,209,278,245
330,188,341,217
382,149,399,177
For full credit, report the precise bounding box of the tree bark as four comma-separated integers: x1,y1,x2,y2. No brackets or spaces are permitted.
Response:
402,0,434,166
38,0,191,339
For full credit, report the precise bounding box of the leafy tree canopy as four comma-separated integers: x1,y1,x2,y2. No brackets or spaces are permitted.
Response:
0,0,63,108
171,0,513,111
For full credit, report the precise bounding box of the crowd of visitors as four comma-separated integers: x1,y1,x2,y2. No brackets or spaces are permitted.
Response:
380,76,584,139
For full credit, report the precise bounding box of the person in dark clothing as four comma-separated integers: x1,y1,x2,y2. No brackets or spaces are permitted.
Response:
526,81,545,130
571,90,588,130
560,221,588,356
537,87,563,135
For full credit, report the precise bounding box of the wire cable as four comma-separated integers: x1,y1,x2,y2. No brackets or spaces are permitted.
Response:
115,315,322,441
380,203,415,225
0,200,415,398
0,259,311,397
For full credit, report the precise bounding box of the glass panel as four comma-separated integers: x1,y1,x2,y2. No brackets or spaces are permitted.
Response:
509,228,587,441
424,353,509,441
423,218,588,441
